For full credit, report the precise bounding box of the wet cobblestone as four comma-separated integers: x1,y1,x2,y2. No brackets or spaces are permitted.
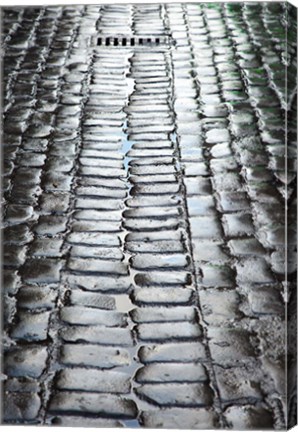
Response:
1,2,297,429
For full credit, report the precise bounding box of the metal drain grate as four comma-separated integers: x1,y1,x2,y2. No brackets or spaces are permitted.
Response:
96,35,171,47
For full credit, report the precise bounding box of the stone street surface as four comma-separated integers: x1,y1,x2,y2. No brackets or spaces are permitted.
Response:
1,2,297,429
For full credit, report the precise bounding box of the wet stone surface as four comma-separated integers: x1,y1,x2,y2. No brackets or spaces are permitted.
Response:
1,2,296,429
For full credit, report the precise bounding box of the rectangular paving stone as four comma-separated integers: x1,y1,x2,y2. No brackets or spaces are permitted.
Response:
17,286,57,310
21,258,64,284
126,240,184,254
49,392,137,418
11,311,50,342
4,346,48,379
67,258,128,275
60,306,127,327
65,274,131,293
134,271,191,286
34,216,67,236
214,365,263,405
75,197,124,211
190,215,223,239
60,325,133,346
60,344,130,369
136,322,202,342
131,254,189,270
138,341,207,363
130,306,196,323
124,217,180,231
71,242,123,258
69,290,115,310
76,186,127,199
50,416,123,428
140,407,218,429
4,392,41,422
67,232,121,247
56,368,131,393
135,363,208,383
29,238,63,258
208,327,257,366
132,287,195,306
136,383,213,407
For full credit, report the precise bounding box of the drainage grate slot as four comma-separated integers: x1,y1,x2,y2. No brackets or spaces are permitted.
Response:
96,35,171,47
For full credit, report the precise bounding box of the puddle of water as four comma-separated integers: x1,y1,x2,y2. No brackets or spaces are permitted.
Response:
121,119,134,171
122,419,140,428
114,294,134,313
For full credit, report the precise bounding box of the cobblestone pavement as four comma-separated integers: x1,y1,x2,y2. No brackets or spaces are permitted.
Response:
1,2,297,429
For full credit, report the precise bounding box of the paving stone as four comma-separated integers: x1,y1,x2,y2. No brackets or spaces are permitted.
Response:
76,185,127,199
130,306,196,323
217,191,250,212
200,289,242,325
200,264,235,288
215,365,263,405
224,405,274,429
4,346,48,378
34,215,67,236
21,258,64,284
3,270,21,296
74,209,123,221
222,212,255,237
190,215,223,239
4,377,40,393
60,326,133,346
3,224,33,245
11,311,50,342
134,271,191,287
65,274,131,293
126,240,184,254
60,344,130,369
131,253,189,270
39,192,70,213
67,232,121,247
208,327,256,366
69,290,115,310
136,322,202,342
124,217,180,231
4,392,41,421
193,240,229,262
139,341,207,365
56,368,131,393
127,194,180,207
136,383,213,407
136,362,207,383
17,286,57,310
126,229,183,243
75,197,124,210
5,204,34,224
30,238,63,257
184,177,212,195
67,258,128,275
206,128,230,144
235,257,275,284
51,416,124,427
3,245,27,267
49,392,137,418
140,407,218,428
228,238,266,257
60,306,127,327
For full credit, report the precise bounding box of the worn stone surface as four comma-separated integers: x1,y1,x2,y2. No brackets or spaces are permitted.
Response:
1,2,296,429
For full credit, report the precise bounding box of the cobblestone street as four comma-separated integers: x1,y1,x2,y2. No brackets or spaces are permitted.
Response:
1,2,297,429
